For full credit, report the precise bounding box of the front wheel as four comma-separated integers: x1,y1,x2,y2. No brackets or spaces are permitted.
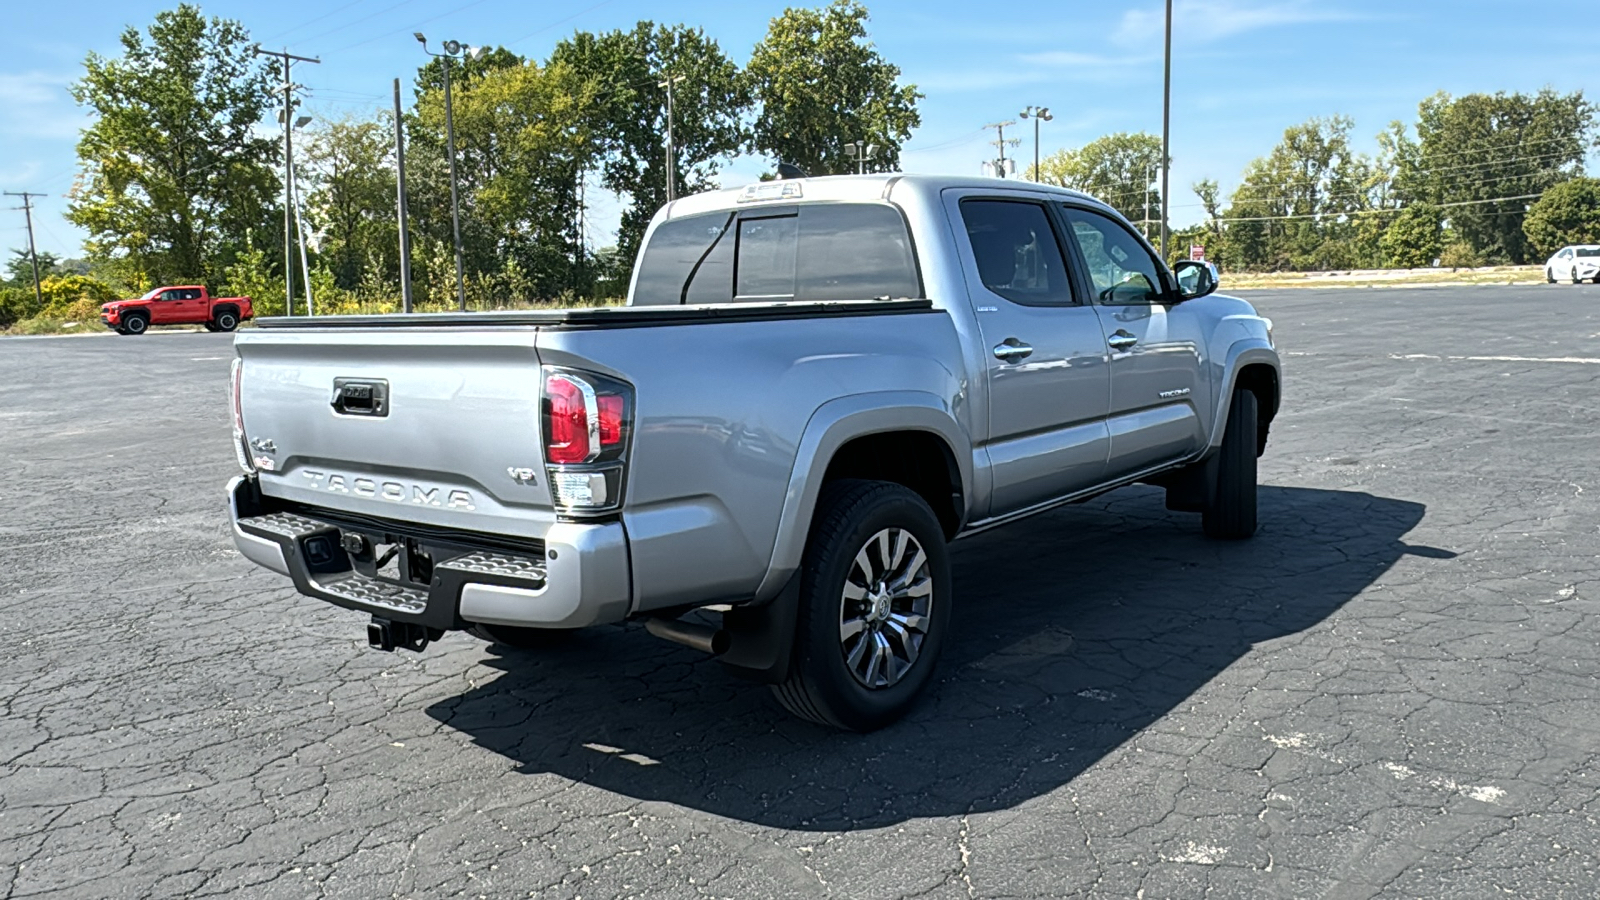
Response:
1546,267,1556,284
121,314,148,335
771,480,951,731
1202,388,1259,539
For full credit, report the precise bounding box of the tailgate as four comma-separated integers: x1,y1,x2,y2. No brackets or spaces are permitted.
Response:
234,328,557,539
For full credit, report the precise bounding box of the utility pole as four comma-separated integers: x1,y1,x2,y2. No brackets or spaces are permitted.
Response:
416,34,478,311
3,191,45,311
1019,107,1052,181
985,121,1020,178
1160,0,1173,260
659,74,685,203
392,78,414,313
254,46,319,317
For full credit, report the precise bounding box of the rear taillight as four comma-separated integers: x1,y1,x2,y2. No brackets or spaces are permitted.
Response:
230,359,255,474
541,367,633,514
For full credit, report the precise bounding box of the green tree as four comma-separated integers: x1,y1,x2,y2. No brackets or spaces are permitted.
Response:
5,250,61,286
408,57,594,303
1037,132,1164,232
1523,178,1600,258
67,5,279,286
746,0,921,176
1220,116,1391,270
1379,203,1442,268
1392,89,1595,264
302,115,397,291
552,22,749,267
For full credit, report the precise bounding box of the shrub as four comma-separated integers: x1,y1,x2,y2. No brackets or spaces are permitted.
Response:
0,285,42,328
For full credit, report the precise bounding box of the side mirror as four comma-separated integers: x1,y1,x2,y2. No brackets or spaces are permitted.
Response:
1172,259,1218,300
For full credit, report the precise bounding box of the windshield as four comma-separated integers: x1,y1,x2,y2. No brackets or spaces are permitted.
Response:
138,288,163,300
1576,248,1600,258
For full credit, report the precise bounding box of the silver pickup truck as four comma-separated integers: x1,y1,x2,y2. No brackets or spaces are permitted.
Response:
227,174,1279,731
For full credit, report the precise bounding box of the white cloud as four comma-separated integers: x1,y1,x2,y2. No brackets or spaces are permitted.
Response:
1114,0,1363,48
0,70,84,139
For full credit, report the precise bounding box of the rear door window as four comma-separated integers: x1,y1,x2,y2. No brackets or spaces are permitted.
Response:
633,203,920,305
958,199,1076,306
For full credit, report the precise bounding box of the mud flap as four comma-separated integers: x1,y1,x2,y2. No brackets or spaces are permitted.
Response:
718,573,802,684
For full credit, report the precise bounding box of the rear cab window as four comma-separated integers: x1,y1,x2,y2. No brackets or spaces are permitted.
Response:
633,203,921,305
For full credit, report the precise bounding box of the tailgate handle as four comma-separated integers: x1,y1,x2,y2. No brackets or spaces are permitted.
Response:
331,378,389,417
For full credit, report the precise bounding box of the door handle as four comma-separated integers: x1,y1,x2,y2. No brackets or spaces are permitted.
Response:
1107,329,1138,351
993,339,1033,362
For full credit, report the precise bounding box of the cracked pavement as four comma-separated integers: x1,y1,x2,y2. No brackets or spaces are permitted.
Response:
2,285,1599,898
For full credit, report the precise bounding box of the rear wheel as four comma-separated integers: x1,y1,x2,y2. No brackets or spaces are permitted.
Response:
1202,388,1259,540
213,310,239,331
771,479,951,731
203,322,219,332
121,313,148,335
1573,267,1582,285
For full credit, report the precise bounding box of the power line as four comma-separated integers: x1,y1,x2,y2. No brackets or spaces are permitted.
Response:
1212,193,1544,224
254,0,373,45
317,0,496,55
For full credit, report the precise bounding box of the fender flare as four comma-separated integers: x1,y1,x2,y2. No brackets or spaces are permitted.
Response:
751,391,973,603
1207,339,1280,450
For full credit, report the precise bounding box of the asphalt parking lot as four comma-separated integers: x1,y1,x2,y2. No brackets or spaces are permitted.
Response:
3,283,1599,899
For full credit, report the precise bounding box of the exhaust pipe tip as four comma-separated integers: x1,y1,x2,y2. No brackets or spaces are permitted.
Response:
645,616,730,656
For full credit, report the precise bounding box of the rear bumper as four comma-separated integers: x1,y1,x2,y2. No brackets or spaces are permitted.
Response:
227,475,631,630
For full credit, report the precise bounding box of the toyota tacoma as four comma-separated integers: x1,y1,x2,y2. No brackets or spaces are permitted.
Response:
226,174,1280,731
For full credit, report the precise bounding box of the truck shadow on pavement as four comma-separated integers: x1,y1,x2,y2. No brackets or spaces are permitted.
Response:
426,485,1439,831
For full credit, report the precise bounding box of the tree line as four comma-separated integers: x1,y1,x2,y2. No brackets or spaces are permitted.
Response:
1036,90,1598,272
7,3,1600,330
0,1,919,323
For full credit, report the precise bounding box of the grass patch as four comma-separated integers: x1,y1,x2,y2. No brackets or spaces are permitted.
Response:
1222,265,1545,290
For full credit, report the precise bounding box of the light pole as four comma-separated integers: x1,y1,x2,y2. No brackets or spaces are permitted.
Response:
285,112,313,313
1019,106,1052,181
843,140,878,174
659,73,685,203
1160,0,1173,260
253,46,319,316
416,33,480,311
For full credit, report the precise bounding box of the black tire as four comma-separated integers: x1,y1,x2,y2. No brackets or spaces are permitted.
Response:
121,313,149,335
468,622,572,650
1202,388,1259,540
213,309,239,331
771,479,951,731
203,322,219,332
1573,268,1582,285
1546,268,1556,284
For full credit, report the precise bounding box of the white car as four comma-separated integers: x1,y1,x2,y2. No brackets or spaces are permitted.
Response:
1545,245,1600,283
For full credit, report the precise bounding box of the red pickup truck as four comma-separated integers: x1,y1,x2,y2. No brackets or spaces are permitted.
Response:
100,286,253,335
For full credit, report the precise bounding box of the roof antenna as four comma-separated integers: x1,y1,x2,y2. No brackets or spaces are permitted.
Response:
776,161,809,180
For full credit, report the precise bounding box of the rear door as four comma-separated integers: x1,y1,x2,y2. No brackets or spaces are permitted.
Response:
1059,204,1206,478
944,190,1111,517
235,330,558,540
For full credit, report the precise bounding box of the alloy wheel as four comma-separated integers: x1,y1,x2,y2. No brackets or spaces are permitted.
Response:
838,527,934,689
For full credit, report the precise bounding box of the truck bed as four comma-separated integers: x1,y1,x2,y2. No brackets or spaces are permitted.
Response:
253,299,933,330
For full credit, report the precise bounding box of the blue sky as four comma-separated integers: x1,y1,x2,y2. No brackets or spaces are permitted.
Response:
2,0,1596,259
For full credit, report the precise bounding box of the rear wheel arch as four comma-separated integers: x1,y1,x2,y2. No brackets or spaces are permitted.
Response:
822,430,964,539
752,395,973,604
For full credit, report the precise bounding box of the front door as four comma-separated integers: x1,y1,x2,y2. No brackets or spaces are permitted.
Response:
946,192,1111,518
1059,205,1207,479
